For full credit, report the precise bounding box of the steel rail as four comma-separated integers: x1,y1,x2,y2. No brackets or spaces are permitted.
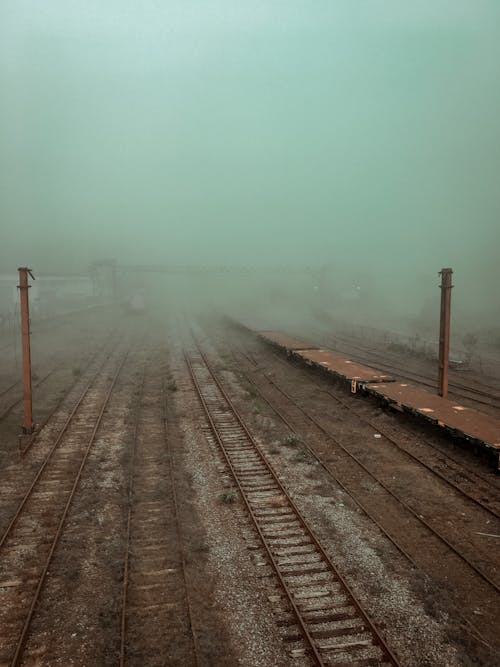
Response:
19,366,102,457
19,332,119,457
245,319,500,410
10,350,128,666
251,366,500,597
233,353,418,565
0,367,60,420
314,327,500,392
322,336,500,410
238,340,500,520
258,336,500,491
197,332,442,569
0,379,21,401
231,351,493,650
119,363,200,667
205,322,495,653
185,348,400,667
186,352,329,667
119,365,146,667
0,347,116,550
0,320,118,421
323,388,500,521
162,383,201,667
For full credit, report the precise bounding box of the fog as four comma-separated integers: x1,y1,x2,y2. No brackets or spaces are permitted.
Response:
1,2,499,338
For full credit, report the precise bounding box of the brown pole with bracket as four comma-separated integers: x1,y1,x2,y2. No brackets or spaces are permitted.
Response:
437,267,453,398
18,267,35,433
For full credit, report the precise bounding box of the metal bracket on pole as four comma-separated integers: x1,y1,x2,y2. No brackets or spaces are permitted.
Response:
437,267,453,398
17,267,36,434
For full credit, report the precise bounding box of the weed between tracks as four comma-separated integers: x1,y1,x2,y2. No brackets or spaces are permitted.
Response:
282,434,302,448
221,489,237,504
292,448,314,464
244,384,258,399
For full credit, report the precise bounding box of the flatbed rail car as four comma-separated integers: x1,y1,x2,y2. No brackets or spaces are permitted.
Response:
257,331,395,386
366,381,500,462
254,328,500,469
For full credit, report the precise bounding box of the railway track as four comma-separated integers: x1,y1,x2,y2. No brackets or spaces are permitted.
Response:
241,354,500,588
247,329,500,487
0,345,118,536
186,346,400,667
0,345,127,666
120,362,199,666
0,326,120,429
0,379,21,402
225,343,500,650
237,350,500,519
320,334,500,412
0,367,60,421
325,390,500,516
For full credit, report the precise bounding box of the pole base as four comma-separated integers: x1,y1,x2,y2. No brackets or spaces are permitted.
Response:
18,424,39,456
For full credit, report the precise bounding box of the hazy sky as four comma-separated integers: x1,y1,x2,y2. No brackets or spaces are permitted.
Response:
1,2,499,295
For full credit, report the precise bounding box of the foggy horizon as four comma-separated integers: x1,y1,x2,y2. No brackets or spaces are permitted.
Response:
1,2,499,328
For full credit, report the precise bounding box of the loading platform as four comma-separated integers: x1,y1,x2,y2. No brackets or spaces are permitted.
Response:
367,382,500,455
258,331,319,351
293,348,395,385
253,327,500,466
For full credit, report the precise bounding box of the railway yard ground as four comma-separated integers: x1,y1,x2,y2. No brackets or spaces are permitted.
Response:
1,308,500,667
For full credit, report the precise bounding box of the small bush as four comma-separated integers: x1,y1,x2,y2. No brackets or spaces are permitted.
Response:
245,386,258,399
292,448,313,464
283,434,302,448
221,490,237,504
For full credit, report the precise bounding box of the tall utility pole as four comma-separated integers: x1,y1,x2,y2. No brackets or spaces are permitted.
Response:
17,267,36,433
437,267,453,398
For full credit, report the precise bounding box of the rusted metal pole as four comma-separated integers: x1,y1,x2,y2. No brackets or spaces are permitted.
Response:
437,267,453,398
17,267,36,433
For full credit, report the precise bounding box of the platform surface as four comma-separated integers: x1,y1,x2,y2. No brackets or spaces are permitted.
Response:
369,382,500,449
294,348,395,384
258,331,319,351
254,323,500,454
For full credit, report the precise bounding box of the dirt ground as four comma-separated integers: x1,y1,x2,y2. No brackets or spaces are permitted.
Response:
1,309,499,666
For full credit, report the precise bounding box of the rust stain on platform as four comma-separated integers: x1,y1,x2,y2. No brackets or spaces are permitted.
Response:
258,331,319,351
368,382,500,451
294,348,395,384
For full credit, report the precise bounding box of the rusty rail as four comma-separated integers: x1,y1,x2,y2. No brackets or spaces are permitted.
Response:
259,367,500,597
119,366,146,667
0,367,59,421
185,347,400,667
315,333,500,411
0,350,117,552
119,363,200,667
259,338,500,491
0,350,127,666
237,342,500,522
233,347,495,649
162,384,201,666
